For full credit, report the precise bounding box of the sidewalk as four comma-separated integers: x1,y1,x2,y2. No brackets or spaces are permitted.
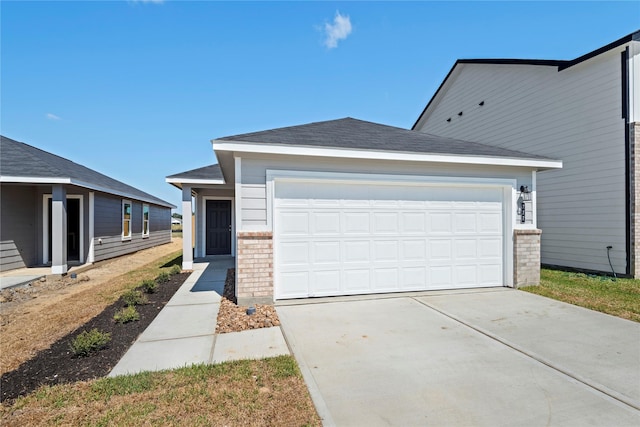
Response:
109,257,289,377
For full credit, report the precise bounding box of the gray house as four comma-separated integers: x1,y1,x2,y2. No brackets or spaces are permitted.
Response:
168,118,561,304
413,31,639,277
0,136,175,274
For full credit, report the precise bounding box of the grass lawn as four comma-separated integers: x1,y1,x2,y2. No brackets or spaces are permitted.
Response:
522,269,640,322
1,356,321,426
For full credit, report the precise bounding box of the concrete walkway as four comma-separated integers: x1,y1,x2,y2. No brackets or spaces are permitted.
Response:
109,257,289,377
278,288,640,427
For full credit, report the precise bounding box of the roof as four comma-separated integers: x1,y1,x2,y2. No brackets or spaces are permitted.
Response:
216,117,553,161
166,164,226,189
412,30,639,130
0,136,174,208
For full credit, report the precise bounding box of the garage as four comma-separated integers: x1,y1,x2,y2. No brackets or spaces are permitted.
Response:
274,178,506,299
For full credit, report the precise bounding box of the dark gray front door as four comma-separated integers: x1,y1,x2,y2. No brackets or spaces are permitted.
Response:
206,200,231,255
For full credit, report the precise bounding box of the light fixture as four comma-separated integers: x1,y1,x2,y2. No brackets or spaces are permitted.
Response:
519,185,532,201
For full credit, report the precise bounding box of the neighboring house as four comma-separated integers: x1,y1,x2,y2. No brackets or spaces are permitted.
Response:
171,218,182,225
167,118,561,304
413,31,640,277
0,136,175,274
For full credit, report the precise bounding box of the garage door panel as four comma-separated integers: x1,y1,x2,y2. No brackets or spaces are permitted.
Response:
430,213,453,233
278,212,309,235
344,269,370,291
344,212,370,233
373,268,399,290
275,181,504,299
344,241,370,263
313,212,340,234
402,240,427,261
374,240,398,262
313,241,340,264
373,212,399,234
279,242,309,265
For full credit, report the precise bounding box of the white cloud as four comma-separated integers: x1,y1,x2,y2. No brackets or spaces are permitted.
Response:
46,113,61,121
324,11,352,49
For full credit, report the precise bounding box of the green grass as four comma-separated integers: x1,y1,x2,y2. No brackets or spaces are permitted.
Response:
1,356,321,426
522,269,640,322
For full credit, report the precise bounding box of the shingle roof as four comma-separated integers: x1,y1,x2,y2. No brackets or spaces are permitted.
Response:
166,164,224,181
217,117,552,161
0,136,174,207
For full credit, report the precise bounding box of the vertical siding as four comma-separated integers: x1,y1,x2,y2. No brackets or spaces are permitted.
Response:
0,185,37,270
239,154,531,229
417,49,627,274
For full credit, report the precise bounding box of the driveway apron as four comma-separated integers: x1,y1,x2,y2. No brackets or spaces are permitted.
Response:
277,290,640,427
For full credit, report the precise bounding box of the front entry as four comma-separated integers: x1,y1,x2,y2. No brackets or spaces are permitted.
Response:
47,197,81,262
206,200,232,255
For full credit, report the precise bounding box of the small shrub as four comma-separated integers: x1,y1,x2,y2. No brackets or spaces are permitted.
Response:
122,289,148,307
156,271,170,283
169,264,182,275
114,306,140,324
141,279,158,294
70,328,111,357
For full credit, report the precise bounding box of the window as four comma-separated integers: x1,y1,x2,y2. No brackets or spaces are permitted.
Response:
142,204,149,237
122,200,132,240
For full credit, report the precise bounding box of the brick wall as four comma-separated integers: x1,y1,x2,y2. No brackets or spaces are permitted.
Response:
513,229,542,287
236,231,274,305
630,123,640,278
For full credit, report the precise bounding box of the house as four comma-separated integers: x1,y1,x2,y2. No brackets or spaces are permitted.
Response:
412,31,640,277
167,118,561,304
0,136,175,275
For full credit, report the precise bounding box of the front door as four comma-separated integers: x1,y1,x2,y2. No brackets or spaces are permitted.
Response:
206,200,232,255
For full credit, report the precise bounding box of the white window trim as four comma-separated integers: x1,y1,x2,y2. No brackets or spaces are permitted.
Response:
122,199,132,241
43,194,84,264
142,204,150,238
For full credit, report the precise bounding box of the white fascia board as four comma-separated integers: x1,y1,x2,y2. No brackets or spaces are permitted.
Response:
0,176,71,184
213,141,563,170
165,177,226,185
1,176,175,208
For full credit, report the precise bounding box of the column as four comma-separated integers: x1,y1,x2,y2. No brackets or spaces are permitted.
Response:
182,185,193,270
51,185,68,274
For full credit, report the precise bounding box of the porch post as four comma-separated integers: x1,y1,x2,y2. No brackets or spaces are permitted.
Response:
51,184,68,274
182,185,193,270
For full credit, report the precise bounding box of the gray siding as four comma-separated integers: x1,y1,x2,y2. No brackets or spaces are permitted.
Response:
239,153,532,229
415,48,627,274
93,192,171,262
0,185,37,270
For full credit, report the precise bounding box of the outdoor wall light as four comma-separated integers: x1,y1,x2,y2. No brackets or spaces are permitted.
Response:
519,185,532,201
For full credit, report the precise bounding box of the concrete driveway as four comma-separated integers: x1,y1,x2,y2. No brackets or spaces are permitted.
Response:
277,288,640,426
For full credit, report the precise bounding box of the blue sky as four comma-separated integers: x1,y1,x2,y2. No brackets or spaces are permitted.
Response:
2,1,638,213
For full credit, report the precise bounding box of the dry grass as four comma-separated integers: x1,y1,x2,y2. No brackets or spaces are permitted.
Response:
523,268,640,322
0,240,182,375
1,356,321,426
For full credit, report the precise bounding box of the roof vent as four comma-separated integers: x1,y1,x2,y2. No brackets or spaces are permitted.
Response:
479,101,485,106
458,111,463,116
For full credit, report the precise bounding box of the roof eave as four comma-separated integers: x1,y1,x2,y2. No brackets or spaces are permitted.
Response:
1,175,176,208
212,141,562,170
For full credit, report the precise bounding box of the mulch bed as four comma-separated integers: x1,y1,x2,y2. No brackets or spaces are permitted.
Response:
0,272,190,403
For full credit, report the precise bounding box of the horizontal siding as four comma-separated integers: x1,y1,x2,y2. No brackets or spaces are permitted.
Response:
93,230,172,262
0,185,37,270
417,49,627,274
240,154,532,229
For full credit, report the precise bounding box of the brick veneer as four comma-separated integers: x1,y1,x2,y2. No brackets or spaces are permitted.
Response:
630,123,640,278
513,229,542,287
236,231,274,305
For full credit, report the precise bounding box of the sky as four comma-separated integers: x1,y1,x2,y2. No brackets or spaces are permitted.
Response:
2,1,639,213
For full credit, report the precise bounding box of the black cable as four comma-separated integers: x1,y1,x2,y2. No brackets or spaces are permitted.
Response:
606,246,617,280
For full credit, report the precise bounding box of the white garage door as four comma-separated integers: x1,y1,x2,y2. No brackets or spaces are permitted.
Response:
274,180,504,299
